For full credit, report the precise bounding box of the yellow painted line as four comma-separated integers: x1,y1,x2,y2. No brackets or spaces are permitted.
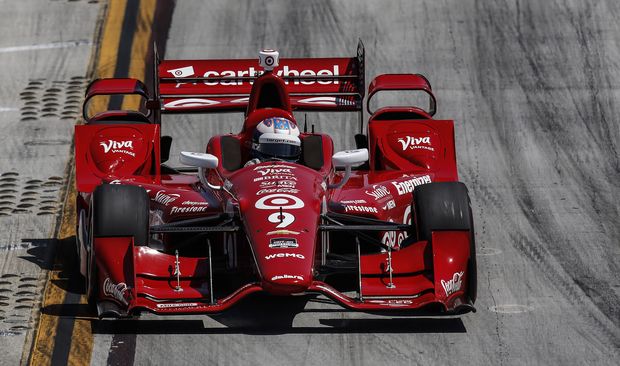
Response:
87,0,127,119
122,0,156,111
29,1,128,365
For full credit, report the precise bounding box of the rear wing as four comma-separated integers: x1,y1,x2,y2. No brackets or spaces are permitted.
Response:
156,40,365,114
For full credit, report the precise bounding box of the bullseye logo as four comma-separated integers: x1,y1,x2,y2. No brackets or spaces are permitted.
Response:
255,194,304,210
265,56,274,66
255,194,304,229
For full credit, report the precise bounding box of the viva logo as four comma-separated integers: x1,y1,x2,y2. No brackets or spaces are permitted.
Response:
397,136,432,151
100,140,134,153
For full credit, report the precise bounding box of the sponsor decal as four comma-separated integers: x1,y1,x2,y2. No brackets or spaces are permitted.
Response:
170,206,209,214
382,206,411,247
259,180,297,188
164,98,220,109
253,175,298,182
156,302,199,309
383,199,396,210
194,65,340,87
256,193,304,228
365,184,391,200
167,65,195,78
397,136,434,151
103,278,129,306
345,205,378,213
254,166,296,176
257,188,299,195
340,199,367,204
269,238,299,249
255,194,304,210
154,190,180,206
100,140,135,157
271,274,304,281
267,230,300,236
265,252,305,260
181,200,209,206
441,271,465,297
391,175,432,195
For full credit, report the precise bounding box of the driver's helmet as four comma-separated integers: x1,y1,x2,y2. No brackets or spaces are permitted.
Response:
251,117,301,161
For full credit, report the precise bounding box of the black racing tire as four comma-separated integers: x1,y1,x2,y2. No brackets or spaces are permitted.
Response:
92,184,149,246
414,181,477,303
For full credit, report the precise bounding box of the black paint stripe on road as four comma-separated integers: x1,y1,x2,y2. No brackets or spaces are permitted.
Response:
105,1,175,365
108,0,140,110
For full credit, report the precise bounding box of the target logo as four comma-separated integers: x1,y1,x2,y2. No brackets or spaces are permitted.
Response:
265,56,274,66
255,194,304,210
255,194,304,228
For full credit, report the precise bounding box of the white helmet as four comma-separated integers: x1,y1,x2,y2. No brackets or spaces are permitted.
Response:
252,117,301,161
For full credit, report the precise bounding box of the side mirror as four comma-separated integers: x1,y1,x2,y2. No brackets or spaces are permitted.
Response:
179,151,220,189
180,151,219,169
329,148,368,189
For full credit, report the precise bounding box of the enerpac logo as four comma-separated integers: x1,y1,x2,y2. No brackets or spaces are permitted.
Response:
397,136,434,151
391,175,432,195
103,278,129,306
264,252,305,260
365,185,391,200
154,190,180,206
99,140,135,157
441,271,465,297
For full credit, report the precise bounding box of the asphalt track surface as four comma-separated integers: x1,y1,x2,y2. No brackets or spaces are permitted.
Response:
0,0,618,365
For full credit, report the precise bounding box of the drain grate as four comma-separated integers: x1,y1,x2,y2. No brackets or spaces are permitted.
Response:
0,273,43,336
0,172,64,216
19,76,88,123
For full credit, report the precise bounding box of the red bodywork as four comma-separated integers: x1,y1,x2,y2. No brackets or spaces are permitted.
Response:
75,42,475,317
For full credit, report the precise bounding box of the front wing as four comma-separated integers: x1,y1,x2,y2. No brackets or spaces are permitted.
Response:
92,229,475,317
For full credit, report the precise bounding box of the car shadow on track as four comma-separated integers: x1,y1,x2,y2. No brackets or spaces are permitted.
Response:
91,293,467,335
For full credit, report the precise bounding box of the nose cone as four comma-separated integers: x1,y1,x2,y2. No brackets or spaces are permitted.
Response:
262,273,311,295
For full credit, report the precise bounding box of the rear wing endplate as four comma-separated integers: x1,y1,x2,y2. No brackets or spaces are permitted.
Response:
367,74,436,116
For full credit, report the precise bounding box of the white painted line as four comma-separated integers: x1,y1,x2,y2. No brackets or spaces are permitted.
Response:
0,107,18,112
0,40,91,54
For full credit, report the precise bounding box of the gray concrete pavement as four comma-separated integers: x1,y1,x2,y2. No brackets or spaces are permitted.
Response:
1,0,619,365
104,1,618,365
0,1,99,365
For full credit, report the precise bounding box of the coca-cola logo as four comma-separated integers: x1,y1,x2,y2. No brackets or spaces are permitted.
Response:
441,271,465,297
103,278,129,306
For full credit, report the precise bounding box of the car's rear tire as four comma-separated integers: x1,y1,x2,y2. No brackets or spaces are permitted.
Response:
413,182,477,303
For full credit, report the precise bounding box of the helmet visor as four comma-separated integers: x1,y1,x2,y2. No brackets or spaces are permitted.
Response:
257,143,301,159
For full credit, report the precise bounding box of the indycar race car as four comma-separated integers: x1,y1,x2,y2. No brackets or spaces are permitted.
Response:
74,41,476,317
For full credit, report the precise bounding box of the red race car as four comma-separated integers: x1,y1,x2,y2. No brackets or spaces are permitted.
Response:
74,41,476,317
